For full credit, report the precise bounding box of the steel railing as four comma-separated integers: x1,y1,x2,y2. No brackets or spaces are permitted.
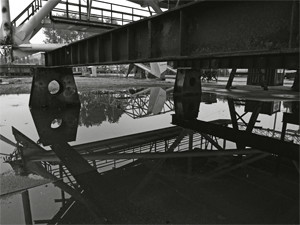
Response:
12,0,154,29
12,0,42,27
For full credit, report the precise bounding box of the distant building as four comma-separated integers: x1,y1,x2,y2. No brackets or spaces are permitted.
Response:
14,52,45,65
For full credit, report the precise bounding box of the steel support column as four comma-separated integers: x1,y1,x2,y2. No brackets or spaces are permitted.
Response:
174,69,202,95
226,69,236,89
292,69,299,91
30,107,80,146
29,67,80,109
21,190,33,225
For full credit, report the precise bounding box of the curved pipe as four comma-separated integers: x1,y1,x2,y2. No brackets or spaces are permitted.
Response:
14,0,61,44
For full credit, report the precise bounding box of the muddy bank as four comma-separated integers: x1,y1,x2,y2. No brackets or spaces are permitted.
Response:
0,76,174,95
0,172,51,197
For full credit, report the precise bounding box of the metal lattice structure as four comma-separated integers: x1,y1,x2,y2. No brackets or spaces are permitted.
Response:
239,125,300,145
111,92,174,119
12,0,153,29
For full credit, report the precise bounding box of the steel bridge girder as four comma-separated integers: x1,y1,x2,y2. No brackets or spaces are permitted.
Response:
46,1,299,69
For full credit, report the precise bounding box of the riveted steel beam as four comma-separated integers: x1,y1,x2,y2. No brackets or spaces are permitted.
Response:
46,1,299,69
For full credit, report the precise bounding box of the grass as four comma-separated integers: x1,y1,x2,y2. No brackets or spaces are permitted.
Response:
0,76,173,95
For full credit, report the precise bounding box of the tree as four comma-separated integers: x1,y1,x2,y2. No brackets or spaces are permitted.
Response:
79,92,124,127
43,27,90,44
43,14,91,44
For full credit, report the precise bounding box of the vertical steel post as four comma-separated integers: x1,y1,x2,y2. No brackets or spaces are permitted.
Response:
291,69,299,91
59,165,66,206
66,0,69,19
21,190,33,225
79,0,82,20
87,0,93,21
174,69,202,95
110,3,112,23
226,68,237,89
29,67,80,109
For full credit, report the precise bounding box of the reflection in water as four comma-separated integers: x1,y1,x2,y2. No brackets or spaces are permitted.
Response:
79,91,123,127
31,107,80,146
173,93,299,159
1,89,299,224
79,88,174,127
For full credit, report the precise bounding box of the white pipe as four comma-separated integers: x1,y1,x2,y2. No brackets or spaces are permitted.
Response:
14,0,61,43
16,43,65,52
146,0,163,14
0,0,12,44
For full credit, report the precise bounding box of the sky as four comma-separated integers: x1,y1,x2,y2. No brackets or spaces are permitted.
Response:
3,0,142,44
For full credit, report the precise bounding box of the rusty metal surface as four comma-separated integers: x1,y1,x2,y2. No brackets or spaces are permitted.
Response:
46,1,299,68
30,108,80,146
174,69,202,95
29,67,80,108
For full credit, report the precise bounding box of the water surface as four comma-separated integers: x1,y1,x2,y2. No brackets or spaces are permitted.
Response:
1,88,299,224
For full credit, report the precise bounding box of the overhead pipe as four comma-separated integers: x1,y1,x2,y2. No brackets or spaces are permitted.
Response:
16,43,66,52
145,0,163,14
13,43,66,60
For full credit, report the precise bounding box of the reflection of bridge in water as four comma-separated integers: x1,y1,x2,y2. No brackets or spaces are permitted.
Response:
5,123,267,224
79,88,174,127
239,124,300,145
3,94,299,224
1,0,299,223
111,87,174,119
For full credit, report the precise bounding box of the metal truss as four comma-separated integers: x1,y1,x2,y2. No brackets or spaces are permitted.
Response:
12,0,151,29
5,124,268,224
109,90,174,119
238,125,300,145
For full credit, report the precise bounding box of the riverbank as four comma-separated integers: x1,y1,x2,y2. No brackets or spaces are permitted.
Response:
0,76,174,95
1,76,297,102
